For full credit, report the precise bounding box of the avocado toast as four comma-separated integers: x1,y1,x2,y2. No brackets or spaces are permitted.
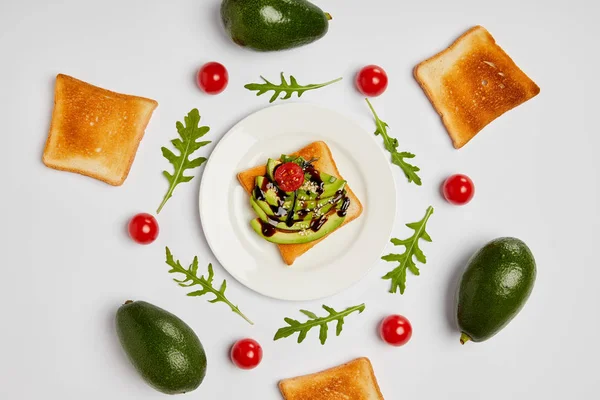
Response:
237,141,363,265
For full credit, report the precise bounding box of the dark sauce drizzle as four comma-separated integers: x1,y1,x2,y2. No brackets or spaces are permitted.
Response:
337,196,351,217
258,220,276,237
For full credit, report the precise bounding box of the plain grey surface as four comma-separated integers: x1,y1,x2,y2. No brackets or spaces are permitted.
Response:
0,0,598,398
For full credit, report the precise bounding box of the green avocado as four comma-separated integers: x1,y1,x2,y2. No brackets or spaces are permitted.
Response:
250,208,346,244
252,194,335,222
115,301,207,394
220,0,331,52
457,237,536,344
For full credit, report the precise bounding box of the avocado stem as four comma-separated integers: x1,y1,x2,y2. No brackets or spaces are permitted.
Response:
325,12,332,21
124,300,134,305
460,333,471,345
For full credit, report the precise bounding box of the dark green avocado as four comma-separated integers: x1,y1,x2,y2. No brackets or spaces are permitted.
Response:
457,237,536,344
116,301,207,394
221,0,331,51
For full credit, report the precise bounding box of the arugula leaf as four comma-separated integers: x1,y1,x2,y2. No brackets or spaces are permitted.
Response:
365,99,422,186
157,109,211,214
280,154,318,168
274,303,365,344
165,247,253,325
245,73,342,103
382,206,434,294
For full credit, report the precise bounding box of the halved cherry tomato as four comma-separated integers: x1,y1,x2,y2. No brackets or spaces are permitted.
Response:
196,62,229,94
274,162,304,192
231,338,263,370
128,213,159,245
442,174,475,206
356,65,388,97
379,315,412,346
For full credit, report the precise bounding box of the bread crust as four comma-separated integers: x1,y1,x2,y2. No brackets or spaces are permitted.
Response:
414,26,540,148
237,141,363,265
42,74,158,185
279,357,384,400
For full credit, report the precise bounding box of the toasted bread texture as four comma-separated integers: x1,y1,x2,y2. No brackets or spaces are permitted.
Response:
279,357,384,400
43,74,158,185
237,141,363,265
414,26,540,149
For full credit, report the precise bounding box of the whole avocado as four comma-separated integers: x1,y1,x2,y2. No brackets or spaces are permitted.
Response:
457,237,536,344
115,301,207,394
220,0,331,51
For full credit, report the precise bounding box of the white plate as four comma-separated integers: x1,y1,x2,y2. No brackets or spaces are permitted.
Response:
199,103,396,301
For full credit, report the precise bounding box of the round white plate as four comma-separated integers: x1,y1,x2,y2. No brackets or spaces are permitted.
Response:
199,103,396,301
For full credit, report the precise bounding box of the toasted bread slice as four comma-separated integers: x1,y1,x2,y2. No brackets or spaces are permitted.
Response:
279,357,384,400
43,74,158,185
414,26,540,149
237,141,363,265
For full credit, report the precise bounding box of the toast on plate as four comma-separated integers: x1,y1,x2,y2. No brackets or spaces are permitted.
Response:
237,141,363,265
43,74,158,185
414,25,540,149
279,357,384,400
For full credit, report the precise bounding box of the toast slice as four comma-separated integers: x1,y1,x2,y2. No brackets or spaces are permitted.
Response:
414,26,540,149
279,357,384,400
237,141,363,265
43,74,158,185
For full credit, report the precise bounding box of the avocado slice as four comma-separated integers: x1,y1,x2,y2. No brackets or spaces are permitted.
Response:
254,176,293,208
251,198,311,231
294,190,345,212
266,158,279,182
250,208,346,244
295,175,345,200
221,0,331,52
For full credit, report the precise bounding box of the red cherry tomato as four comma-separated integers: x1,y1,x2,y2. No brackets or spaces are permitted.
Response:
442,174,475,206
128,213,159,245
274,162,304,192
356,65,388,97
231,338,263,370
379,315,412,346
196,62,229,94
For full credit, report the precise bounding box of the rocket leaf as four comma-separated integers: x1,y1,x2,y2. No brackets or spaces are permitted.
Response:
157,109,211,214
382,206,434,294
245,73,342,103
165,247,253,325
274,303,365,345
366,99,422,186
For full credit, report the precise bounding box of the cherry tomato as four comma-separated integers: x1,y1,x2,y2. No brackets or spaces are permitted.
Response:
379,315,412,347
356,65,388,97
442,174,475,206
196,62,229,94
128,213,159,245
274,162,304,192
231,338,263,370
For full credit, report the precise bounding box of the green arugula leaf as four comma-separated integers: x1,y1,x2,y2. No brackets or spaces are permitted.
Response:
157,109,211,214
165,247,253,325
382,206,434,294
274,303,365,345
365,99,422,186
245,73,342,103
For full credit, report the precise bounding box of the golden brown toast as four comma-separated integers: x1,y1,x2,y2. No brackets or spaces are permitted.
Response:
237,141,363,265
414,26,540,149
279,358,384,400
43,74,158,185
